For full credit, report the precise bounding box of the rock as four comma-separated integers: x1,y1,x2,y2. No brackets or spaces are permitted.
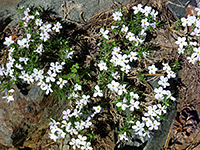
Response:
0,0,131,32
0,84,70,148
168,0,197,18
0,0,21,31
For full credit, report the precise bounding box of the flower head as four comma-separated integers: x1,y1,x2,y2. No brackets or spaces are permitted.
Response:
112,11,123,21
3,36,14,47
148,64,157,74
100,28,109,39
98,61,108,71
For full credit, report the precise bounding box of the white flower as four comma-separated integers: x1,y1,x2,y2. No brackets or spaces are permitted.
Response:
129,51,137,62
162,62,171,71
156,104,167,115
129,99,140,111
158,76,170,88
130,92,139,100
23,22,28,27
80,95,90,105
100,28,109,39
35,44,43,54
65,49,74,59
150,9,158,20
37,80,48,91
93,85,103,97
85,119,92,128
35,19,43,26
98,61,107,71
146,105,157,117
17,39,27,49
121,24,128,33
154,87,165,100
63,109,71,120
112,47,121,56
93,105,101,114
110,55,120,66
49,132,58,141
116,102,128,110
19,57,29,65
15,64,23,70
149,120,160,130
181,17,193,27
35,11,40,16
8,47,15,53
78,134,87,146
187,54,197,64
121,64,131,73
74,84,82,91
52,22,62,32
68,91,78,99
111,25,119,29
107,80,119,92
40,24,52,33
135,37,144,46
31,68,44,81
175,37,187,48
19,70,26,80
195,7,200,16
69,138,79,149
25,74,34,84
3,36,14,47
61,121,71,132
46,70,57,83
40,32,50,42
118,84,127,95
112,11,123,21
126,32,135,41
2,95,14,103
118,54,129,67
23,10,34,22
164,90,176,101
75,121,84,130
57,129,66,139
76,100,83,110
148,64,158,74
46,84,53,95
142,117,153,127
178,47,185,54
193,47,200,57
167,70,176,79
57,78,68,89
132,4,143,14
112,72,120,80
50,62,63,73
132,121,145,132
141,18,150,28
71,109,82,118
142,6,152,16
119,132,128,141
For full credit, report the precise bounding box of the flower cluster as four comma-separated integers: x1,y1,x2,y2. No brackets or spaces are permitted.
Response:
0,3,179,150
49,83,103,149
1,7,72,102
98,4,176,142
177,9,200,64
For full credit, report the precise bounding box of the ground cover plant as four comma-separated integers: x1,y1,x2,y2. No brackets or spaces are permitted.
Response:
1,1,199,150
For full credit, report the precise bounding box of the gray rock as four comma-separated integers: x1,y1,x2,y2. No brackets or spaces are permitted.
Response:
0,0,131,31
168,0,197,18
